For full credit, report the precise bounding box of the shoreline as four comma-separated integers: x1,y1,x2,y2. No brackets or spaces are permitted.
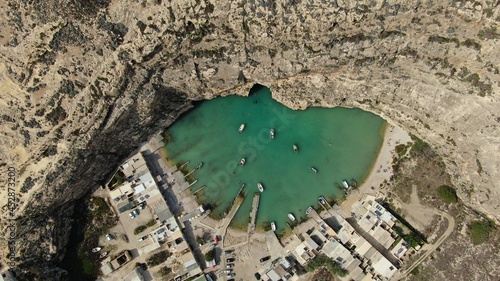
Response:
161,121,411,238
340,123,412,214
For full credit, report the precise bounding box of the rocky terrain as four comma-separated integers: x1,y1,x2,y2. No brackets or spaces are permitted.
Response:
0,0,498,279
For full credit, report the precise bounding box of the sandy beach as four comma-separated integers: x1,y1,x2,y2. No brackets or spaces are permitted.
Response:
340,123,412,214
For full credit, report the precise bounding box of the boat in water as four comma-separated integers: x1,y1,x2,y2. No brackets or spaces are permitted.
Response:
270,128,275,139
288,213,296,221
92,247,102,253
239,124,245,132
240,158,246,166
293,144,298,152
197,162,203,169
99,252,108,259
306,206,313,215
350,178,358,188
257,182,264,192
271,222,276,232
342,180,349,189
318,196,326,205
311,167,318,173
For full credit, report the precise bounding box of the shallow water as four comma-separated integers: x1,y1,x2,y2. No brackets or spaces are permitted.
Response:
165,86,386,233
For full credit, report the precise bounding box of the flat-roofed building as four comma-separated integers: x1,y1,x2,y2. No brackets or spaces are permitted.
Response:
123,267,145,281
120,153,147,178
371,253,397,280
321,240,353,266
391,239,409,259
266,269,282,281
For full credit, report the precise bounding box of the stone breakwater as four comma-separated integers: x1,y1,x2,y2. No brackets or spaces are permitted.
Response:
0,0,498,278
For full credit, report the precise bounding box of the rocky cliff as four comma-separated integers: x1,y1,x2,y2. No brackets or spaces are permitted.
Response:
0,0,498,279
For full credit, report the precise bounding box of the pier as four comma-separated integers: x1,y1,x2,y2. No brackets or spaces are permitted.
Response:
247,193,260,239
216,186,246,248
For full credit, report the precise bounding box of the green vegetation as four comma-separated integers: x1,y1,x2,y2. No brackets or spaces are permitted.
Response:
304,254,348,278
146,219,156,227
468,220,495,245
147,250,172,267
134,225,147,235
196,235,204,245
437,185,458,203
204,249,215,261
158,266,172,276
109,171,125,188
410,135,430,155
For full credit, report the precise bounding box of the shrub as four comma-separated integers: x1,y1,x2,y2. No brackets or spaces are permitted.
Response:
147,251,171,267
437,185,458,203
134,225,147,235
469,220,495,245
305,254,347,277
146,219,156,227
205,249,215,261
158,266,172,276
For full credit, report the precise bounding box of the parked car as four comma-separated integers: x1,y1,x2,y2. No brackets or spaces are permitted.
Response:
254,272,261,280
132,209,139,216
137,235,148,242
105,234,113,241
227,273,235,278
139,203,146,209
129,211,136,219
226,264,234,268
259,256,271,263
226,258,235,263
223,269,232,273
224,249,233,255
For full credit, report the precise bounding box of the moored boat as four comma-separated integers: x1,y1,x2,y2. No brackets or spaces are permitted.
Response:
271,222,276,232
92,247,102,253
342,180,349,189
350,178,358,188
288,213,296,221
257,182,264,192
293,144,298,152
197,162,203,169
270,128,275,139
239,124,245,132
240,158,246,166
306,206,313,215
311,167,318,173
99,252,108,259
318,196,326,205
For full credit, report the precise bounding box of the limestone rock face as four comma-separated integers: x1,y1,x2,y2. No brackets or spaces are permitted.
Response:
0,0,498,278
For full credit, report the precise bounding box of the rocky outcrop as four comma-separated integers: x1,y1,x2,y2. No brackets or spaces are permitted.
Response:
0,0,498,279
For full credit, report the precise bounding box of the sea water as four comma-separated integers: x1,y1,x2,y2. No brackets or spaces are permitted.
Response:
164,86,386,233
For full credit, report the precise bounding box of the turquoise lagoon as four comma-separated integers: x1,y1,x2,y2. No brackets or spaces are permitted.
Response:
164,86,386,233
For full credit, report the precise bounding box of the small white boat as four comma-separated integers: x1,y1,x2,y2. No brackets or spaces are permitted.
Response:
271,222,276,232
239,124,245,132
257,182,264,192
318,196,326,205
270,128,275,139
342,180,349,189
311,167,318,173
306,206,313,215
99,252,108,259
288,213,296,221
293,144,298,152
92,247,102,253
240,158,246,166
197,162,203,169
